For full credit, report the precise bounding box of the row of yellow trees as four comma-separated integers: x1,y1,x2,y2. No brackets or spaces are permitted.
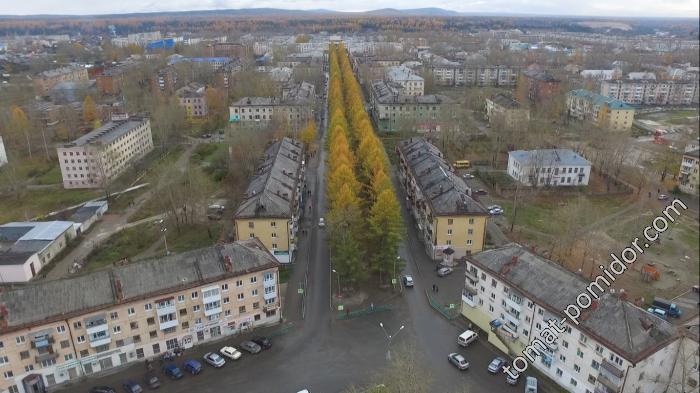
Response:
326,44,404,288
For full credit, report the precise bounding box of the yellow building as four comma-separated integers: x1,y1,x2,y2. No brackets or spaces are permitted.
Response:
234,137,305,263
396,138,489,260
567,89,635,131
0,239,281,393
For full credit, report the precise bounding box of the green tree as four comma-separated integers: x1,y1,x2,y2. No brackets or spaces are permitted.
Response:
368,189,405,285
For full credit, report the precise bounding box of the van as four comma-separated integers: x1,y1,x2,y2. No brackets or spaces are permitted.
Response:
525,376,538,393
457,330,478,347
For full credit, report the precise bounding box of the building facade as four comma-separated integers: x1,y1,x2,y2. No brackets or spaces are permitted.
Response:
0,221,77,282
567,89,635,131
57,116,153,189
461,244,687,393
229,96,314,129
600,79,700,106
34,65,88,96
176,83,208,118
485,93,530,131
234,138,306,263
430,64,519,87
369,80,456,133
678,149,699,195
508,149,592,187
385,65,424,96
396,138,489,260
0,239,281,393
520,70,562,104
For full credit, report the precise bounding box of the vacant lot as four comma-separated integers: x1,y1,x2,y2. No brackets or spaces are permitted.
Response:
0,188,100,222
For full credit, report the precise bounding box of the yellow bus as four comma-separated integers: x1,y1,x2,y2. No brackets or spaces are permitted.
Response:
453,160,471,169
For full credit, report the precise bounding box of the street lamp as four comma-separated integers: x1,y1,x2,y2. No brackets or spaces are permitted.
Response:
394,256,400,286
161,227,170,256
379,322,405,361
332,269,341,299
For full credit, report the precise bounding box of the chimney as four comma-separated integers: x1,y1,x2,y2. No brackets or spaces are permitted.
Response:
224,255,233,272
0,304,8,330
114,278,124,302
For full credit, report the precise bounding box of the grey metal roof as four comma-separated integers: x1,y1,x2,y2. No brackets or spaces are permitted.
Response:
509,149,591,167
0,239,280,333
371,80,454,105
0,221,73,241
386,65,423,82
65,117,149,147
235,138,304,219
469,244,679,363
488,93,522,109
232,97,277,106
398,138,488,217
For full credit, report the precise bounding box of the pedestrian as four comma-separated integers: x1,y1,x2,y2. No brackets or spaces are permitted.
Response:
648,191,651,199
436,285,439,293
432,284,436,292
370,302,374,311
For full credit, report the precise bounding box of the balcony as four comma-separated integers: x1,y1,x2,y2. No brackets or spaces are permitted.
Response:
462,290,476,308
156,301,176,317
465,269,479,283
504,296,523,313
35,347,58,363
464,282,478,296
596,374,622,393
504,310,520,326
263,303,278,312
85,317,109,336
600,359,625,379
89,333,111,348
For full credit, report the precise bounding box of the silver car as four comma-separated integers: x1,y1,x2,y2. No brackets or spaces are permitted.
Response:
203,352,226,368
437,267,453,277
448,353,470,370
240,340,262,354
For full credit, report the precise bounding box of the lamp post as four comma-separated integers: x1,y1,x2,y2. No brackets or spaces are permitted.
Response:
332,269,341,299
161,227,170,256
379,322,405,361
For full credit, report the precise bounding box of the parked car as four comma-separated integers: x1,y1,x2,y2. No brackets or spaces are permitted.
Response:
161,364,183,380
240,340,262,354
487,205,502,211
220,346,242,360
403,275,414,287
90,387,117,393
448,353,470,370
122,380,143,393
318,217,325,227
489,207,504,215
457,330,478,347
475,189,488,195
488,357,507,374
143,373,160,389
657,194,669,200
525,377,538,393
437,267,454,277
201,133,211,139
183,359,202,375
252,337,272,350
463,173,475,179
203,352,226,368
506,372,519,385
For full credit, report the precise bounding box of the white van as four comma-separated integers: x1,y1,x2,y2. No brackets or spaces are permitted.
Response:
525,377,538,393
457,330,478,347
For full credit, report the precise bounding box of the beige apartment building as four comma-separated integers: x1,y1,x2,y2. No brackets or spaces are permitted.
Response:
567,89,635,131
396,138,489,260
176,83,208,118
385,65,424,96
34,65,89,96
600,79,699,106
430,63,520,87
679,149,699,195
485,93,530,131
234,138,305,264
0,239,281,393
56,115,153,189
229,96,314,130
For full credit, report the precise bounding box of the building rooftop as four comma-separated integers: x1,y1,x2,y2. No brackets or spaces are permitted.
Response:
509,149,592,167
0,239,279,333
63,117,148,148
370,80,453,105
68,201,108,224
176,83,206,98
684,149,699,159
38,64,84,79
488,93,522,110
0,221,73,266
235,138,304,219
568,89,634,110
523,69,560,83
398,138,488,217
469,244,679,363
386,65,424,82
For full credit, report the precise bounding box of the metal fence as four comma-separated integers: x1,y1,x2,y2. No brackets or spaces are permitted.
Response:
337,304,392,320
425,290,460,320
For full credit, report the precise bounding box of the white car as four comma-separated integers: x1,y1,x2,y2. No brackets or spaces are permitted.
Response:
489,207,504,216
219,346,242,360
318,217,325,227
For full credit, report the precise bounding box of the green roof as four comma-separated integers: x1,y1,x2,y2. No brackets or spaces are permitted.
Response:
569,89,634,110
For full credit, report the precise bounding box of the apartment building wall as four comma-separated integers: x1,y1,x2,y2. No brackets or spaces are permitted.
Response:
434,215,488,257
601,80,700,106
234,218,292,263
460,261,679,393
566,95,634,131
179,95,208,118
57,120,153,189
485,99,530,130
431,66,519,87
34,67,89,96
678,152,700,195
230,104,313,124
0,267,280,393
508,155,591,187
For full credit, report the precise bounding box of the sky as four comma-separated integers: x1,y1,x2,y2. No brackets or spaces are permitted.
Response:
0,0,698,18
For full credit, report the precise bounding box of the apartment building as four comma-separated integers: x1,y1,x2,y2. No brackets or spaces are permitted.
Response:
34,65,88,96
567,89,635,131
56,116,153,189
206,42,249,58
430,63,519,87
396,138,489,260
485,93,530,131
385,65,424,96
508,149,592,187
678,149,700,195
0,239,281,393
96,66,132,95
153,67,178,93
0,221,77,282
228,96,314,128
520,70,562,104
600,79,700,106
369,80,456,133
234,138,305,264
461,243,687,393
176,83,208,118
0,136,7,167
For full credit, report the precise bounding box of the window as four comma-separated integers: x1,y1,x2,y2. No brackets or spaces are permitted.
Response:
595,344,604,355
130,321,138,330
133,335,141,344
77,336,86,343
113,326,121,334
468,218,475,224
250,276,257,284
56,325,66,334
60,340,70,349
4,371,14,379
191,291,199,299
239,306,246,314
563,340,569,348
570,379,577,386
574,364,581,373
0,356,9,364
591,360,600,370
556,369,563,377
447,219,453,225
588,375,597,384
236,280,243,287
223,297,230,304
144,303,153,311
221,283,229,292
147,317,155,326
252,289,258,296
237,293,244,300
127,307,135,316
193,305,201,312
447,229,453,235
560,354,566,362
150,331,158,339
177,295,185,302
152,343,160,354
265,297,276,305
110,311,118,320
15,336,25,345
577,348,584,358
270,221,276,227
181,321,189,329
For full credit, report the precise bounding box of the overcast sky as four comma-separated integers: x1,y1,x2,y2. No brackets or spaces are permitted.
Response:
1,0,698,18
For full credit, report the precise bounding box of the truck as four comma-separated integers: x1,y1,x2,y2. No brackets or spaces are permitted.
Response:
652,297,682,318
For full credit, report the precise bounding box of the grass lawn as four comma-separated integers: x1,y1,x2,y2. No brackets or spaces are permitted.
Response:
278,264,293,284
85,224,159,272
33,165,63,185
192,143,230,182
164,222,223,253
0,188,101,222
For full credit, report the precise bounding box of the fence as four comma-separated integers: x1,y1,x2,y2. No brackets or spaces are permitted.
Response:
425,290,460,320
337,304,392,320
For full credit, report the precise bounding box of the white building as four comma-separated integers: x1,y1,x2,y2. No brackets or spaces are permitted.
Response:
57,116,153,189
508,149,592,187
386,65,424,96
0,221,77,282
461,244,690,393
0,135,7,167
